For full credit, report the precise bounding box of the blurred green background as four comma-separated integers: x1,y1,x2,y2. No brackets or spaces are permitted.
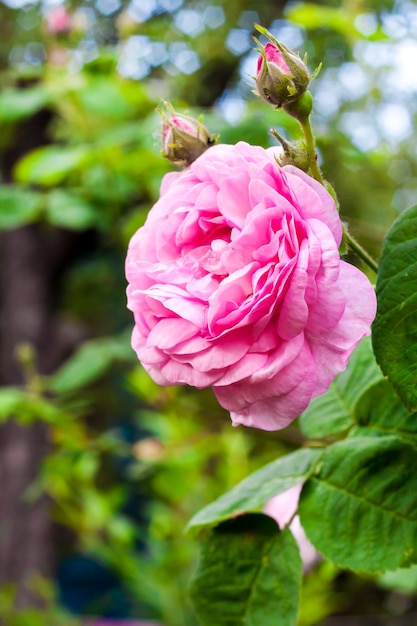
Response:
0,0,416,623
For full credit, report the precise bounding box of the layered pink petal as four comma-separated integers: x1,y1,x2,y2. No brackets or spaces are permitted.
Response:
126,141,376,431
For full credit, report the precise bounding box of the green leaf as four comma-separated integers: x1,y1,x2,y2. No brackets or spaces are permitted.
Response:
353,379,417,441
46,190,100,230
15,146,90,186
0,185,42,228
372,204,417,412
0,86,50,122
299,436,417,573
300,337,383,438
50,334,134,395
190,514,302,626
0,388,27,420
187,447,323,534
77,79,134,119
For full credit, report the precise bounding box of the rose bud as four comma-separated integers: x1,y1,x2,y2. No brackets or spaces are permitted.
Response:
161,110,216,168
256,40,309,108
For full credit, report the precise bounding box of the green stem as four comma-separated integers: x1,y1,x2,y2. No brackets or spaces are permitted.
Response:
299,117,325,185
287,102,378,274
343,227,379,274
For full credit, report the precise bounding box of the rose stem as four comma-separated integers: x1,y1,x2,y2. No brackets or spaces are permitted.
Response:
343,228,379,274
299,116,379,274
299,116,325,186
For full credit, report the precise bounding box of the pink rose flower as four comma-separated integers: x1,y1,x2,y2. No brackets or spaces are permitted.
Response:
126,141,376,430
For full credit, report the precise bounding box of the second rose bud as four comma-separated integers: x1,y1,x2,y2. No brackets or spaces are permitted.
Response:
160,105,217,168
255,33,310,108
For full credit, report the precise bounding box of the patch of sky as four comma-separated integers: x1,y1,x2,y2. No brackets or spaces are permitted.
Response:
203,5,225,29
337,62,369,101
354,13,378,37
117,35,168,79
385,39,417,94
168,42,200,74
339,111,380,152
215,90,247,126
238,10,259,30
96,0,121,16
239,48,258,82
269,20,304,51
157,0,183,12
127,0,157,23
381,11,408,39
313,68,342,117
42,0,65,7
376,103,412,143
354,41,393,68
174,9,205,37
2,0,32,9
226,28,252,56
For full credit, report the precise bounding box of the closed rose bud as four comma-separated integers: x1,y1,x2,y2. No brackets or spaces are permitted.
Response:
256,39,309,108
161,110,216,168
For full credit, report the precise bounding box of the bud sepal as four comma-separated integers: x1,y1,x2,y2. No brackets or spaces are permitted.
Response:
158,103,218,168
254,24,310,108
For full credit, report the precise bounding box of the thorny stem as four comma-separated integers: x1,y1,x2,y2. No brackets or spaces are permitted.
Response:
299,115,379,274
299,116,325,186
343,227,379,274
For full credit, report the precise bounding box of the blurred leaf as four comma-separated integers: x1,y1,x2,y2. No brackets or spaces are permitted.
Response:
187,447,323,534
372,204,417,412
50,334,134,395
0,86,50,122
299,436,417,573
286,3,355,36
0,185,42,228
46,189,101,230
0,387,69,425
379,563,417,594
77,78,134,119
15,145,90,186
190,514,302,626
0,388,27,420
300,337,383,438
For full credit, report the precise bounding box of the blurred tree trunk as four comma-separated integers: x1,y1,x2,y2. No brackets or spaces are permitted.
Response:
0,110,84,607
0,225,54,607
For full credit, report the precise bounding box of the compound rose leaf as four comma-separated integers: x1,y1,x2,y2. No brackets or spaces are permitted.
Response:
299,436,417,573
190,514,302,626
372,204,417,412
187,447,323,535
